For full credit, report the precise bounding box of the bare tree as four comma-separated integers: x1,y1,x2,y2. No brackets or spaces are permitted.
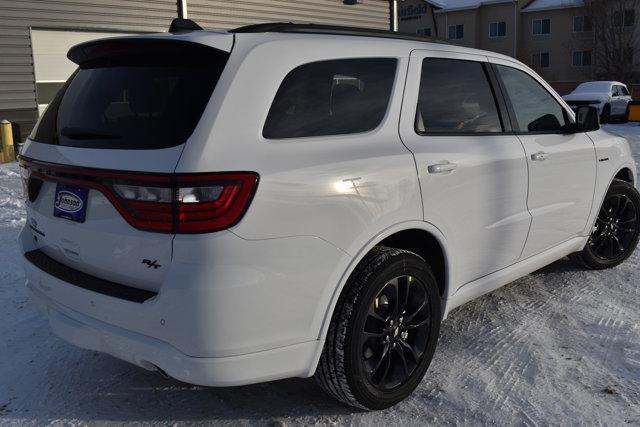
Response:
584,0,640,84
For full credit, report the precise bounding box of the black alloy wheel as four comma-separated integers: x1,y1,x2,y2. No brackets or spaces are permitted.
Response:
590,193,638,260
571,180,640,269
360,275,432,391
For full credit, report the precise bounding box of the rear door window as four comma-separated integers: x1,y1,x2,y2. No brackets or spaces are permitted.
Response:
263,58,397,139
415,58,503,134
31,39,229,149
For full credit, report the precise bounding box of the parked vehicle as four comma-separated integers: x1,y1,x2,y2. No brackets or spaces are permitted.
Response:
563,81,633,124
19,21,640,410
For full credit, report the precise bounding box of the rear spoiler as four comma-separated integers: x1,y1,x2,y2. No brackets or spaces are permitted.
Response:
67,37,228,66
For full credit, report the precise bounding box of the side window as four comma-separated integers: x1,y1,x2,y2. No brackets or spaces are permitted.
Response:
495,65,567,133
263,58,396,139
415,58,503,134
621,86,631,96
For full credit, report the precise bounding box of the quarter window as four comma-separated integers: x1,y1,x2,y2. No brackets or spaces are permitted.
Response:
448,24,464,39
490,21,507,37
533,18,551,35
263,58,397,139
415,59,502,134
496,65,566,133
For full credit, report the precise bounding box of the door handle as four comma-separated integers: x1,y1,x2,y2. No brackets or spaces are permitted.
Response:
427,162,458,174
531,151,548,162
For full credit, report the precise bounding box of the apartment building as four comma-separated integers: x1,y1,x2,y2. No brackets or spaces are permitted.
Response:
399,0,639,95
0,0,390,141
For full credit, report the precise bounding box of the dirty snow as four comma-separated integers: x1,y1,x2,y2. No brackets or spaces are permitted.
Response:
1,124,640,425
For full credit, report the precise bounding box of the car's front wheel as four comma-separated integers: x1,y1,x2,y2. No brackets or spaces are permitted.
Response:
571,180,640,269
315,246,441,410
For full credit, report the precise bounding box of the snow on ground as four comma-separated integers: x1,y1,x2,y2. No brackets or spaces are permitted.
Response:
1,125,640,425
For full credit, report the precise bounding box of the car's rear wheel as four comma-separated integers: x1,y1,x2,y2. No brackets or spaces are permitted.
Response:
622,104,630,123
315,246,441,410
571,180,640,269
601,103,611,124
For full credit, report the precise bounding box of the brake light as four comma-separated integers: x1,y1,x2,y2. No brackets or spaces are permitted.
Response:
19,158,259,234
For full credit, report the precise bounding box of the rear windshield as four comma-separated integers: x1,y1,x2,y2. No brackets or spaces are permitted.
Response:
30,39,229,150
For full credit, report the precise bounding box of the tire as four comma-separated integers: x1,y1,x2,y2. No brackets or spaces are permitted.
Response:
315,246,441,410
601,104,611,124
571,180,640,269
621,105,630,123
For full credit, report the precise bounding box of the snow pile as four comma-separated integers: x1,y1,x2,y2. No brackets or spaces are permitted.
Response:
1,125,639,425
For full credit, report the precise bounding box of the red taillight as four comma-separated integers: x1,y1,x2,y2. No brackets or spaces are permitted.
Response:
20,158,259,234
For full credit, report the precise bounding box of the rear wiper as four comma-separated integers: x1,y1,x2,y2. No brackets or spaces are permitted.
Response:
60,127,122,140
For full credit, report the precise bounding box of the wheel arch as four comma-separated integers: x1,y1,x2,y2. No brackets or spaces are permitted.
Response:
614,167,635,186
317,221,451,342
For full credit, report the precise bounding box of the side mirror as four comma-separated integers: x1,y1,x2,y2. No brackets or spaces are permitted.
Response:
573,106,600,132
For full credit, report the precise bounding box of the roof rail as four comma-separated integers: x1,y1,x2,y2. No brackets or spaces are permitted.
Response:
169,18,203,33
229,22,449,45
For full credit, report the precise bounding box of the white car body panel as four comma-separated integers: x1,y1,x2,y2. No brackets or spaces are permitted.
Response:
19,30,637,387
399,50,530,289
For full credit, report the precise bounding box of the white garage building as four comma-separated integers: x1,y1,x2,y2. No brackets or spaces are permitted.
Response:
0,0,391,140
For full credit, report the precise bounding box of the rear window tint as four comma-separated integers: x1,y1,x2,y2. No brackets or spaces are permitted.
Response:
31,39,228,150
416,58,502,134
263,58,397,139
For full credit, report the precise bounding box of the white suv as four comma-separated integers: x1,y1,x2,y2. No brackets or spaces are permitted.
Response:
19,21,640,410
563,81,633,123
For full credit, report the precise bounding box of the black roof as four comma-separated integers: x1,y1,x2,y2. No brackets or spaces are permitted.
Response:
229,22,449,45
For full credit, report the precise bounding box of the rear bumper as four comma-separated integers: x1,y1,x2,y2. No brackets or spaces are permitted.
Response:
28,283,319,386
20,224,349,386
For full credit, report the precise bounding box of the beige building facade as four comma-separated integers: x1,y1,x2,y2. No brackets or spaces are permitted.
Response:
399,0,639,95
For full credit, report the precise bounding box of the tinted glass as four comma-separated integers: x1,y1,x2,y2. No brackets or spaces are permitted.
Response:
496,65,566,133
31,40,228,149
416,59,502,134
263,58,396,139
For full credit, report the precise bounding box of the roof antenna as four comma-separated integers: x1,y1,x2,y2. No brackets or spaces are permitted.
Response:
169,18,203,33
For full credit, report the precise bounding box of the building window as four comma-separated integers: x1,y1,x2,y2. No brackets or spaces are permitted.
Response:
573,15,593,32
573,50,592,67
448,24,464,40
532,52,550,68
417,28,432,36
490,21,507,37
532,18,551,35
613,9,635,27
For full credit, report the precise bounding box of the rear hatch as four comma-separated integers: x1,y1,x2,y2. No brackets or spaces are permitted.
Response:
20,34,232,292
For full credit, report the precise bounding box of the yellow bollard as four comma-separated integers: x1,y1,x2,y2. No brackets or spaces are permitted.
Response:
1,120,15,163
